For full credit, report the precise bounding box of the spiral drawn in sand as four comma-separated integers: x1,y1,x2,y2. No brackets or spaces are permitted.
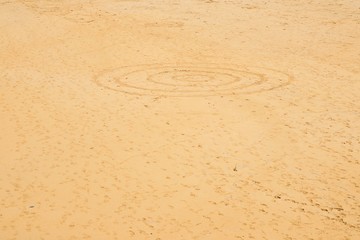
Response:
93,63,293,97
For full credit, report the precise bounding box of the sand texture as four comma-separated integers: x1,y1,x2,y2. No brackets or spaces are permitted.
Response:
0,0,359,239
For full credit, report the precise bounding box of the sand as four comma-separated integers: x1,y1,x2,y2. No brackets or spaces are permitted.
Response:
0,0,359,239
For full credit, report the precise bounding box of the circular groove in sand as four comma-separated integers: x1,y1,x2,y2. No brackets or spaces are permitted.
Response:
93,63,293,97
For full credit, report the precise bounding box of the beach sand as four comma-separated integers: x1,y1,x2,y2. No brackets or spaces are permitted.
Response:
0,0,359,239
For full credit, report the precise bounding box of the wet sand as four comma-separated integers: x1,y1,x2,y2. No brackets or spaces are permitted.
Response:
0,0,359,239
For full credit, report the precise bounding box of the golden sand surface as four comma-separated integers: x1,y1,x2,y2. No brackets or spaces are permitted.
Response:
0,0,359,239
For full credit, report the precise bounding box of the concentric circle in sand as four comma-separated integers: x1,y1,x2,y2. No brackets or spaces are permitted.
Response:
93,63,293,97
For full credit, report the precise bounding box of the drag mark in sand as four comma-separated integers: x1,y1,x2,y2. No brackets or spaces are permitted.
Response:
93,63,293,97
